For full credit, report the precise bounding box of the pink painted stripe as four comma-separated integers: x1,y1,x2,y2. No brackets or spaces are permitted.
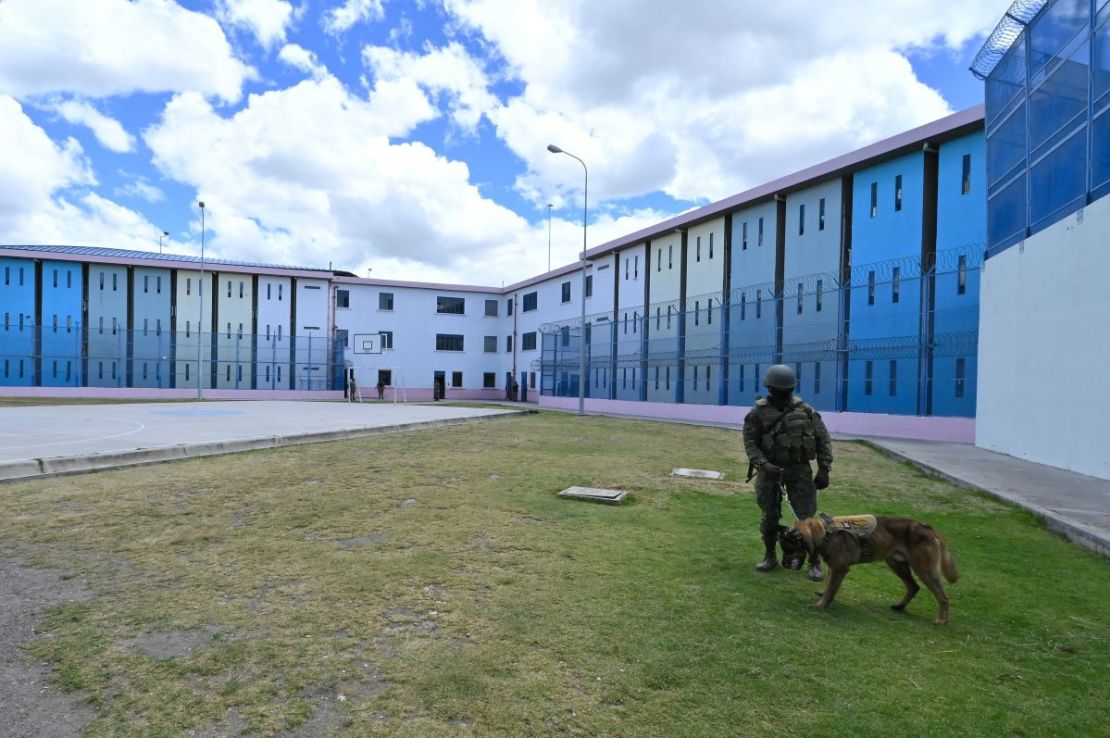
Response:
539,396,974,443
0,387,514,402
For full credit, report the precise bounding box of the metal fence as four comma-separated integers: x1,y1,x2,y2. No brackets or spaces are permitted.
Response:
0,328,344,391
539,249,981,417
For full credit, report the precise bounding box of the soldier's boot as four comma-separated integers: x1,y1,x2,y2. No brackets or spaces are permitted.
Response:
755,534,778,572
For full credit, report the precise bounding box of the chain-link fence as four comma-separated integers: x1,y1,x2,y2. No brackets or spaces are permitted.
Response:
1,328,344,391
539,247,981,417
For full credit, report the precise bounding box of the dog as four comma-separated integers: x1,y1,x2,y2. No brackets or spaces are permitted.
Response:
778,514,959,625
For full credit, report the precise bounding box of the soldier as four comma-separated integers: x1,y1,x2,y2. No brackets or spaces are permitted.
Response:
742,364,833,581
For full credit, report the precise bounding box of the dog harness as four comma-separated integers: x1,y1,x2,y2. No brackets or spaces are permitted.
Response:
818,513,877,563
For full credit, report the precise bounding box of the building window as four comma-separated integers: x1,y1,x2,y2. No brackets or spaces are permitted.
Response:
868,271,876,305
435,333,464,351
561,281,571,303
756,289,762,319
709,232,714,259
740,293,746,321
336,289,350,308
379,292,394,310
561,326,570,346
958,255,967,295
632,311,638,334
865,360,873,396
655,307,661,330
634,255,638,278
380,331,393,349
889,360,898,396
742,221,748,250
693,366,698,391
523,292,537,311
816,279,823,312
585,274,593,298
819,198,826,230
278,283,283,300
707,301,712,325
522,332,537,350
696,236,701,262
955,358,966,398
485,299,498,316
657,248,662,271
227,281,232,298
437,296,465,314
797,283,804,314
870,182,878,218
452,371,463,388
758,216,764,246
157,275,161,294
961,154,971,195
506,297,514,315
799,203,805,235
892,267,900,303
666,306,672,329
186,278,191,296
484,336,497,352
795,363,802,392
668,244,673,269
814,362,821,394
506,335,513,352
895,174,903,212
625,258,629,279
739,363,745,393
239,281,244,298
654,366,660,390
666,366,671,390
483,372,496,388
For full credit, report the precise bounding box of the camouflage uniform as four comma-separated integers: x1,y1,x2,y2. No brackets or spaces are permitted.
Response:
743,395,833,560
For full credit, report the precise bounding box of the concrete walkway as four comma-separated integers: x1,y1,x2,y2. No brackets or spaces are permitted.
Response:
859,437,1110,559
0,400,524,482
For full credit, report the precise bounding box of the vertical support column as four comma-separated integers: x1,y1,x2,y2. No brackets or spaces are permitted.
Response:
640,242,650,402
125,266,134,387
920,143,940,416
676,230,688,404
609,252,619,399
774,196,787,364
837,178,853,412
719,216,733,405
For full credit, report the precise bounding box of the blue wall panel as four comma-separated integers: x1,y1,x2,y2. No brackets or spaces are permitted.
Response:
40,261,83,387
87,264,129,387
0,257,36,386
131,267,172,388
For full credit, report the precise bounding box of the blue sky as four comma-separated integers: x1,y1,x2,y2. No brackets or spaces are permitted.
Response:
0,0,1008,286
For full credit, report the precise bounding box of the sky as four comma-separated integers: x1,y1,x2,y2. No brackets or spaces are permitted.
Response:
0,0,1008,287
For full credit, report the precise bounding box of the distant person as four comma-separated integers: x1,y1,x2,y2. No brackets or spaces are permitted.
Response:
376,379,385,400
511,380,519,402
742,364,833,581
434,376,445,401
347,370,358,401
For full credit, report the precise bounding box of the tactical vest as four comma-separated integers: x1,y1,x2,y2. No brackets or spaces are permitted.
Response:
758,398,819,464
819,513,877,562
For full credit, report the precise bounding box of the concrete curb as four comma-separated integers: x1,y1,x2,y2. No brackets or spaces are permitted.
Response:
857,439,1110,559
0,410,528,483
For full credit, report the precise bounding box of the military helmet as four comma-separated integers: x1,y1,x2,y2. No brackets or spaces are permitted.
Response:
763,364,796,390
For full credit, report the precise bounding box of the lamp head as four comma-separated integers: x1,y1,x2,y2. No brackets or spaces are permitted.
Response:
546,144,562,154
198,201,205,209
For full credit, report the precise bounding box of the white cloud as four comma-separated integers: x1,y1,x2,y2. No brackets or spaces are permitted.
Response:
323,0,385,35
45,99,135,153
114,177,165,203
0,0,252,103
142,79,549,283
362,42,498,131
443,0,1002,205
278,44,328,79
217,0,295,49
0,95,168,250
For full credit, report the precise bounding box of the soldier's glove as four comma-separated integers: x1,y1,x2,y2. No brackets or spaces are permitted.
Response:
814,467,830,490
761,462,783,481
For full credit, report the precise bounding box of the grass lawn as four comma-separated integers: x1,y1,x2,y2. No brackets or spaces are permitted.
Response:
0,413,1106,737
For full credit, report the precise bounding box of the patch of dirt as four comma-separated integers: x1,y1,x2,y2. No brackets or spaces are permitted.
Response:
333,533,386,549
0,557,95,738
185,707,249,737
122,626,223,660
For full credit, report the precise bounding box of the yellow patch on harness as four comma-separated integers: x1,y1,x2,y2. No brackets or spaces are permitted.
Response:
828,515,877,536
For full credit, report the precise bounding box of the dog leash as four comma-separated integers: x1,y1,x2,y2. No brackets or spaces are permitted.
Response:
778,480,801,522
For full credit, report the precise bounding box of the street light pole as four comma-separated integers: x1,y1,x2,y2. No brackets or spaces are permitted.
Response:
197,201,205,400
546,145,587,416
159,230,168,254
546,203,553,272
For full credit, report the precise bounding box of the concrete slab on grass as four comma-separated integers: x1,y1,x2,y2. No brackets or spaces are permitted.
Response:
672,468,724,480
558,486,627,504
